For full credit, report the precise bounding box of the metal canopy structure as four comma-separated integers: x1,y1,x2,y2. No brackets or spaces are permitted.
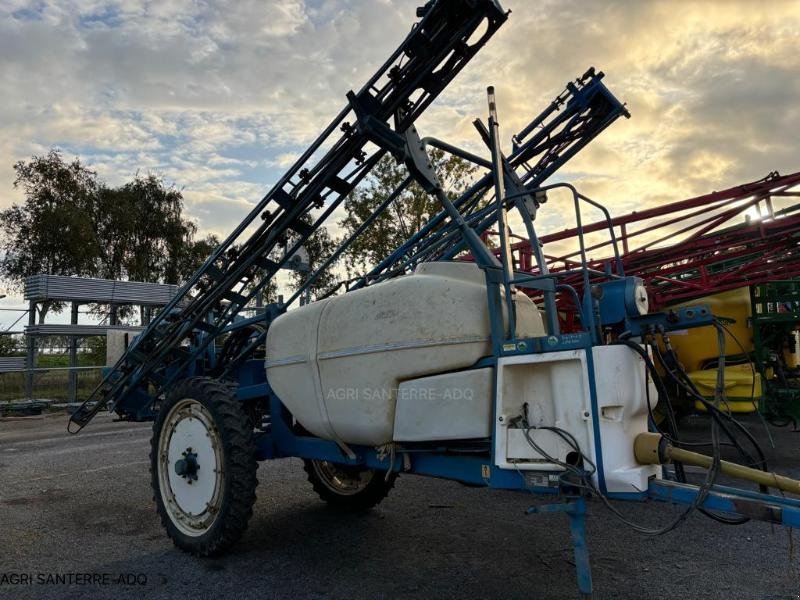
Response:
24,324,145,337
506,170,800,312
25,275,177,306
20,274,178,402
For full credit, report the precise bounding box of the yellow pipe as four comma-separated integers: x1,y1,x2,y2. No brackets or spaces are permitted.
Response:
634,432,800,496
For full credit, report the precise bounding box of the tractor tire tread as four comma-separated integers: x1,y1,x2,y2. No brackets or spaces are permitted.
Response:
302,459,396,511
150,376,258,557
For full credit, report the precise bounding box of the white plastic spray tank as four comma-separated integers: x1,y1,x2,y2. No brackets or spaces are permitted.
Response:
265,261,545,446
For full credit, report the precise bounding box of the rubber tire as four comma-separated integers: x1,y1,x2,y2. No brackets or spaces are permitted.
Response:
303,459,396,511
150,377,258,556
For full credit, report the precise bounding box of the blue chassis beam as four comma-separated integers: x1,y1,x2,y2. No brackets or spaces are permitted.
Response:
251,387,800,527
247,384,800,529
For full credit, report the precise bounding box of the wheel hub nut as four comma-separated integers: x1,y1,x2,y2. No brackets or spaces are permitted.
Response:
174,448,200,483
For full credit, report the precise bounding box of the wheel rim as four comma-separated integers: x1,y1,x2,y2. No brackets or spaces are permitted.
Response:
158,398,225,537
311,460,374,495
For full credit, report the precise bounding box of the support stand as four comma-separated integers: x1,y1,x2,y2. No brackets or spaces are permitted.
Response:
25,300,36,400
68,302,79,404
527,497,592,598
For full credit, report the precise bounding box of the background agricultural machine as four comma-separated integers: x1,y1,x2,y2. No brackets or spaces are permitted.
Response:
507,172,800,425
66,1,800,596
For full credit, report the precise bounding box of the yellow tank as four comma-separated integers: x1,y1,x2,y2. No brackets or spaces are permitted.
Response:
665,287,760,413
687,364,761,413
667,287,752,371
785,331,800,369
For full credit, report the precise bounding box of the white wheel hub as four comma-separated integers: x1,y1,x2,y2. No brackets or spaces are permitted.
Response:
158,399,224,537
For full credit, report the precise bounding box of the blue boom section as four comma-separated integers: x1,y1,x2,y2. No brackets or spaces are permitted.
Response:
68,0,509,430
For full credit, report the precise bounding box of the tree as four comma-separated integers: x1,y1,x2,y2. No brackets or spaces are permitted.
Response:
175,234,221,283
0,334,23,356
94,173,214,285
0,151,219,322
85,336,107,365
338,148,477,276
1,150,100,321
283,215,339,302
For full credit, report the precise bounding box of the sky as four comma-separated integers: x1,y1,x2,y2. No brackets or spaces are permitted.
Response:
0,0,799,325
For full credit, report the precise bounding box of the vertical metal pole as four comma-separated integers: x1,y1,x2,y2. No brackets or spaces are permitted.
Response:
68,302,78,404
527,498,593,597
620,223,629,255
25,301,36,400
512,191,559,335
109,304,119,326
487,86,516,338
567,497,593,598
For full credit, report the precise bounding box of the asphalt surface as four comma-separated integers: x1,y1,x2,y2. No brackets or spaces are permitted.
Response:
1,411,799,599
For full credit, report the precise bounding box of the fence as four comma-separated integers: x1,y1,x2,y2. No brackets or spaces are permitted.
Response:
0,275,179,416
0,365,103,404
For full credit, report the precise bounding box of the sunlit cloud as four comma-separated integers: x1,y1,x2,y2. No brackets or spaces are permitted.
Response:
0,0,798,296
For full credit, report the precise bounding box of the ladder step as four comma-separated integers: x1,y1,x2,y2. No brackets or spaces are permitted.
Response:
222,290,249,305
289,219,314,237
205,264,225,282
327,176,354,197
272,188,294,210
253,256,279,272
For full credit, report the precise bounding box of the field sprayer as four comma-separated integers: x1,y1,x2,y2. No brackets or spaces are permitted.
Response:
67,1,800,596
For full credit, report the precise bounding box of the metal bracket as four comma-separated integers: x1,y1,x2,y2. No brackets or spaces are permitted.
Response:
527,497,593,598
402,125,442,193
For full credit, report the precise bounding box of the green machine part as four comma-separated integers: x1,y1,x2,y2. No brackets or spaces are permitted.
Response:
750,280,800,425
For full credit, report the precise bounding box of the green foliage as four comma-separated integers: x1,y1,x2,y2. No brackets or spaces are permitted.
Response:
284,215,339,301
0,334,23,356
338,148,477,276
1,150,99,285
0,150,219,303
85,336,107,366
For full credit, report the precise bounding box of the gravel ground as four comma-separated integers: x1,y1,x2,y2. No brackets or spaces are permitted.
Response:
1,411,799,599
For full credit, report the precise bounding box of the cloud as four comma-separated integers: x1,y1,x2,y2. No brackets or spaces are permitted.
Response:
0,0,798,313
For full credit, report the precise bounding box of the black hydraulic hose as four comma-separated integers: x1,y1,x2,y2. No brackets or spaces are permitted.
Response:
518,405,721,536
649,324,767,526
651,340,768,473
652,342,755,464
619,335,750,526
